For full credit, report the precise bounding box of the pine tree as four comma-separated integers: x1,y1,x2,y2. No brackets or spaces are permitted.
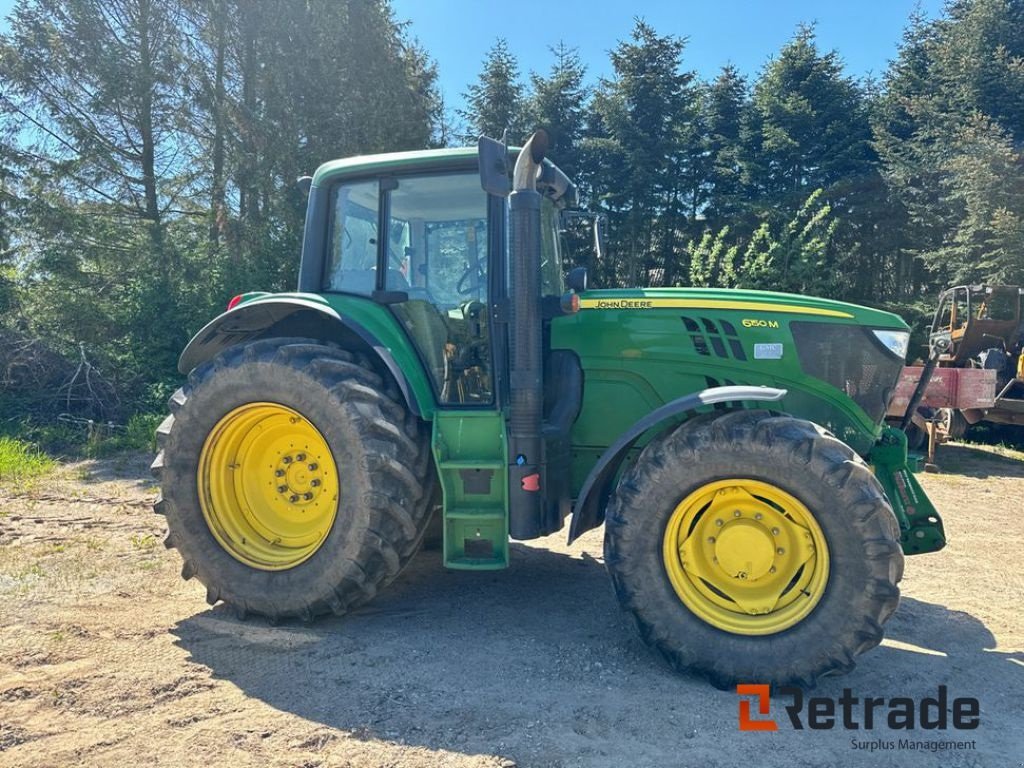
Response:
0,0,187,238
701,65,749,226
0,122,19,315
459,38,526,143
876,0,1024,288
528,42,588,179
586,20,699,286
745,24,880,298
748,25,874,210
872,9,948,298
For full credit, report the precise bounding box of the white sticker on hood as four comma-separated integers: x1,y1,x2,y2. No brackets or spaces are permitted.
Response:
754,343,784,360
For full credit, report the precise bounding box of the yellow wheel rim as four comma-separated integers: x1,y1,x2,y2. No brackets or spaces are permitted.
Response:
662,479,829,635
198,403,339,571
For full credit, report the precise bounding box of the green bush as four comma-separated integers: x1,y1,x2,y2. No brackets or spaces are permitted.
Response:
85,413,162,457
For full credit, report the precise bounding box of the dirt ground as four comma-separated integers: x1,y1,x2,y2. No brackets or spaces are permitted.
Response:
1,444,1022,768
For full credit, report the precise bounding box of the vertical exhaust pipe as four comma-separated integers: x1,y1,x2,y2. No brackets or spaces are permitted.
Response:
507,130,548,539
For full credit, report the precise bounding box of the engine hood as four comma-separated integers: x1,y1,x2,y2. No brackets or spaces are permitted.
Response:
575,287,908,330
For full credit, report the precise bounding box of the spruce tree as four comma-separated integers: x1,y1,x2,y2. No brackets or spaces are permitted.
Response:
459,38,526,143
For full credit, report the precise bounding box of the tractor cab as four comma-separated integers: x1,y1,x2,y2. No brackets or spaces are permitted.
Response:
306,146,574,409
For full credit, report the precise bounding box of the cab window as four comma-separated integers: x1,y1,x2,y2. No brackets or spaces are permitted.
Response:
324,180,380,295
541,198,564,295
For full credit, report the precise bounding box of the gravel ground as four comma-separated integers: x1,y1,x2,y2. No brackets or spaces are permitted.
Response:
0,443,1022,767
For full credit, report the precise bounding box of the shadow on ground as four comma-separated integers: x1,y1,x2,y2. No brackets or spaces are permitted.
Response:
930,443,1024,479
73,452,157,492
170,541,1020,764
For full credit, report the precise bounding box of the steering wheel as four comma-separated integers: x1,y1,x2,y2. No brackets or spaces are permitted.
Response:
456,262,485,296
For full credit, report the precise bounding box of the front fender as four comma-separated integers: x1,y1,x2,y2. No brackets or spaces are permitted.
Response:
567,385,787,543
178,295,428,417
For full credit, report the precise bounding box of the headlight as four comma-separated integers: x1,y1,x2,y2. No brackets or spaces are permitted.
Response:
872,330,910,360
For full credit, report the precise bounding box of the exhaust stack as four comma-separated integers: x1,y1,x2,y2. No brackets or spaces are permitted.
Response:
507,130,548,539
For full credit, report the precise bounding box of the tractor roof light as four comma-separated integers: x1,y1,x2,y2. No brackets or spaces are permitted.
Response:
872,330,910,360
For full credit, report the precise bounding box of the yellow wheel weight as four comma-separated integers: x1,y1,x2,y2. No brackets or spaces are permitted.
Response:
197,403,339,570
662,479,829,635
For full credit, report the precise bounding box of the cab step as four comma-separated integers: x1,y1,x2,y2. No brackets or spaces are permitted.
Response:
431,411,509,570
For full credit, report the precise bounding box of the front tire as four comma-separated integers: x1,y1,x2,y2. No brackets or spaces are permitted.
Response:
152,338,435,621
604,410,903,688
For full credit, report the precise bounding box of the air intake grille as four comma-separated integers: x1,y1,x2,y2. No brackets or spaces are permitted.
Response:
682,317,747,361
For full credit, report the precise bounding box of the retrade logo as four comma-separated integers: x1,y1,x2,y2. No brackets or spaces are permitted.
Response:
736,685,980,732
737,684,778,731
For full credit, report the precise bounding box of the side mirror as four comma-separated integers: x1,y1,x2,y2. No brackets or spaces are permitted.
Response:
477,135,511,197
567,266,588,293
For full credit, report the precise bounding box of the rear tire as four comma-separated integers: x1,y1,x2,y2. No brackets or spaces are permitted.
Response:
604,410,903,688
152,338,435,621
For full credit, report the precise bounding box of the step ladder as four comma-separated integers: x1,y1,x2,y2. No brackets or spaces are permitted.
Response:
432,411,509,570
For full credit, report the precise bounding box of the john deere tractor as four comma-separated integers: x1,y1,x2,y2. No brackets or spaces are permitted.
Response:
153,131,945,688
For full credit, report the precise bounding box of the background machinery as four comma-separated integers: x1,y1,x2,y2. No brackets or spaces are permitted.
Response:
888,285,1024,464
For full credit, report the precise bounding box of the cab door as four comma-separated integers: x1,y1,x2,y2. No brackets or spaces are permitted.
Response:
383,173,495,405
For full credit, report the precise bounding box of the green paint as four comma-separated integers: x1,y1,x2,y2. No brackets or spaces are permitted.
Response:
552,286,906,472
312,147,479,188
870,426,946,555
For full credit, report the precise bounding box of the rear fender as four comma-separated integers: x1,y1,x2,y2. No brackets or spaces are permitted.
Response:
178,296,426,417
567,386,787,543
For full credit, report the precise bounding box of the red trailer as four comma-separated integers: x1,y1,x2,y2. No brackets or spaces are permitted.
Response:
888,366,998,418
886,366,998,468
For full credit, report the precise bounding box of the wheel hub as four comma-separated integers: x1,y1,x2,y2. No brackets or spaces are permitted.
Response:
714,520,775,580
663,479,829,635
277,453,325,506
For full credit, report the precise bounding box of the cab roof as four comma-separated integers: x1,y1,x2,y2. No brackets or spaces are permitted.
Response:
312,147,480,187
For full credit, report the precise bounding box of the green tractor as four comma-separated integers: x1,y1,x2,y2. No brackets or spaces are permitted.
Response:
154,131,945,688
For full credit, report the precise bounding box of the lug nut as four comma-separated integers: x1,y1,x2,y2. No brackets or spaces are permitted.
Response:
771,527,780,536
754,513,763,520
308,463,318,471
733,510,741,517
296,453,306,462
303,492,313,501
707,536,716,544
311,479,321,487
715,519,724,527
769,566,776,574
277,485,288,494
282,456,292,464
776,547,785,555
289,494,300,503
275,469,285,477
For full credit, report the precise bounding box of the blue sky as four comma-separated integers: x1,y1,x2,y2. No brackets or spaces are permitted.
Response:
391,0,946,111
2,0,947,115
